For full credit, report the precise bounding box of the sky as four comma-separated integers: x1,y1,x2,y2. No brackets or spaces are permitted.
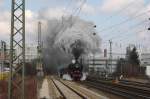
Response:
0,0,150,54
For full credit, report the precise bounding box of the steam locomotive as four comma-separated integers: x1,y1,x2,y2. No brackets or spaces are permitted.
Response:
59,40,84,80
59,60,83,81
68,60,83,81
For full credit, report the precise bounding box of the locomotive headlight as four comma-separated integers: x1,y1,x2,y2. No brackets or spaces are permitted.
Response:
72,59,76,64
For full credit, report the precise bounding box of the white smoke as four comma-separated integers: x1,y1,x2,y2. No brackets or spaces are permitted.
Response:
62,74,73,81
62,72,88,81
43,16,101,72
146,66,150,76
80,72,88,81
54,16,101,55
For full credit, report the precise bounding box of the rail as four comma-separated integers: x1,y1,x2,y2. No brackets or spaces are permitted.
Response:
83,78,150,99
50,77,87,99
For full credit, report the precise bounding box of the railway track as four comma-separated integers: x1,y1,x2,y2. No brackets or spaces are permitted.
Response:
83,78,150,99
49,77,87,99
119,79,150,89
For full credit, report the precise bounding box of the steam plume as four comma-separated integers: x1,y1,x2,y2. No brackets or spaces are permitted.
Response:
43,16,101,73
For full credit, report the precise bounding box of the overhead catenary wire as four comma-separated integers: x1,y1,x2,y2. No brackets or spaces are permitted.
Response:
104,19,148,40
100,5,150,55
102,29,147,52
71,0,87,16
61,0,87,23
61,0,87,31
102,28,146,49
99,10,150,34
101,14,149,43
102,16,148,37
116,29,147,42
100,0,142,25
99,1,150,37
61,0,74,25
108,30,147,52
101,12,149,52
103,29,147,45
61,0,80,31
62,0,73,16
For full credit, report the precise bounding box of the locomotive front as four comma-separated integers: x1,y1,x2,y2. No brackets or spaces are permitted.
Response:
68,60,83,81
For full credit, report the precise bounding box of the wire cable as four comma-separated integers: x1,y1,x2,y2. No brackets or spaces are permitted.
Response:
99,10,150,34
71,0,87,16
104,19,148,40
100,0,141,25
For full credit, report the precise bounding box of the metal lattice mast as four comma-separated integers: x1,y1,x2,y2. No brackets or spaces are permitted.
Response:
8,0,25,99
37,21,43,76
1,41,6,78
109,40,112,74
38,22,42,48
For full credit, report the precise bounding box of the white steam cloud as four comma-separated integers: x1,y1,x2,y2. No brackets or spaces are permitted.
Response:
54,16,101,55
43,16,101,72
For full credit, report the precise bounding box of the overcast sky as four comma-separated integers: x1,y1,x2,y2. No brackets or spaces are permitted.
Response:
0,0,150,53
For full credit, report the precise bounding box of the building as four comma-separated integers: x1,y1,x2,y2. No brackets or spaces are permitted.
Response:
25,44,38,62
0,48,10,64
140,53,150,66
0,42,38,75
88,57,118,75
0,41,10,74
17,44,38,62
87,50,125,75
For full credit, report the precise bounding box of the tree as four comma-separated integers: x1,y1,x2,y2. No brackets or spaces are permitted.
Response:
126,46,140,76
128,47,140,66
115,46,141,77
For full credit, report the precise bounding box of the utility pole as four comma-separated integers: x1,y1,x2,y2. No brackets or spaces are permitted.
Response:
8,0,25,99
37,21,43,77
109,40,112,74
